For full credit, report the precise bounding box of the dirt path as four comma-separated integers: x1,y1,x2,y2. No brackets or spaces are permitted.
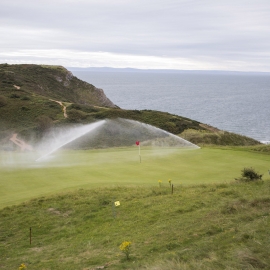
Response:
49,99,67,118
10,134,33,151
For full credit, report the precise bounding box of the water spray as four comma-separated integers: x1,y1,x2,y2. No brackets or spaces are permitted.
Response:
36,120,106,162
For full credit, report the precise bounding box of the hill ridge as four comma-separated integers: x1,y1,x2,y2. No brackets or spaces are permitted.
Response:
0,63,117,107
0,64,261,147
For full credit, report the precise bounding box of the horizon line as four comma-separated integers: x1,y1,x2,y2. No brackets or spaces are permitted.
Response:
67,66,270,75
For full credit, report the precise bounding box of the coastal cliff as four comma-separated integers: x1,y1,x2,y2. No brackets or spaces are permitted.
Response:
0,64,117,108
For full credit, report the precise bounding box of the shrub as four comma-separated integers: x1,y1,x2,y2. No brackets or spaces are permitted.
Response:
119,241,132,260
67,109,87,122
236,167,263,182
0,95,7,107
36,115,53,134
21,96,31,101
9,93,20,99
21,106,30,111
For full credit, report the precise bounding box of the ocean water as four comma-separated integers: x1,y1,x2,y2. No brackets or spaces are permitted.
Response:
71,71,270,143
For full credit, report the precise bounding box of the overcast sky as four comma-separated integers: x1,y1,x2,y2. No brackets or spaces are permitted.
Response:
1,0,270,71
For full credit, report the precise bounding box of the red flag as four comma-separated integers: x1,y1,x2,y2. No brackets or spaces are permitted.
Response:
136,141,140,146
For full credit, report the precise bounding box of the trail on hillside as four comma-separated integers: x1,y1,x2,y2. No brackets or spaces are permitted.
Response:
13,85,21,89
50,99,67,118
9,134,33,151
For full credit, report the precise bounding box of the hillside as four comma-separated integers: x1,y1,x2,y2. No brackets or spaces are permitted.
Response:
0,64,269,270
0,64,260,147
0,64,116,107
1,181,269,269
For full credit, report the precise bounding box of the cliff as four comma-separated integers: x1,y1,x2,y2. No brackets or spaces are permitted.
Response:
0,64,117,108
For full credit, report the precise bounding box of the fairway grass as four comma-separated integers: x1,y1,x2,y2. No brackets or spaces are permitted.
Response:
1,146,270,208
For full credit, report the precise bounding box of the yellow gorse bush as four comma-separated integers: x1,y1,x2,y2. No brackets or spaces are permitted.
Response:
19,263,27,270
119,241,131,260
119,241,131,251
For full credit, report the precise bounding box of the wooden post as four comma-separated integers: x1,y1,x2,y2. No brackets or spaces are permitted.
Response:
30,227,32,245
171,184,174,195
112,200,116,219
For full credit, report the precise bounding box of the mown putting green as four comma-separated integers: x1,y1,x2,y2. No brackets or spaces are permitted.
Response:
1,146,270,208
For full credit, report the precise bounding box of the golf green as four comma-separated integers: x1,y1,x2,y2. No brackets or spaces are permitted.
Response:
1,147,269,208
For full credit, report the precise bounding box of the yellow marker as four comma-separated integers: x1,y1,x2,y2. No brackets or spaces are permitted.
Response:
115,201,120,206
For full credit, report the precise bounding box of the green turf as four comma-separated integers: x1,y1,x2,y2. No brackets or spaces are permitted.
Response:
1,147,270,209
1,182,270,269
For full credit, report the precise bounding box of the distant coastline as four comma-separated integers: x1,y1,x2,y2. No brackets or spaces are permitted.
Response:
67,67,270,76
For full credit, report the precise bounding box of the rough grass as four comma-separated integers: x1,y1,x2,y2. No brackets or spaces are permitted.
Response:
0,181,269,269
180,128,260,146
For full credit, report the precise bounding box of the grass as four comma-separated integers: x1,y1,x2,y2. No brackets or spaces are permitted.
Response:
0,181,269,269
1,147,270,208
1,147,270,269
180,128,260,146
1,63,269,268
0,64,111,108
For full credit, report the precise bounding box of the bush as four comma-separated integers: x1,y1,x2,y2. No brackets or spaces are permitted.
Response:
67,109,87,122
21,96,31,101
9,93,20,99
21,106,30,111
236,167,263,182
0,95,7,107
36,115,53,134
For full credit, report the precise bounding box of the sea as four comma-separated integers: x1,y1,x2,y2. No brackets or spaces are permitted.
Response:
70,70,270,143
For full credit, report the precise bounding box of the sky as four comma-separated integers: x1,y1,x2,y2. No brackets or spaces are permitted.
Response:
1,0,270,72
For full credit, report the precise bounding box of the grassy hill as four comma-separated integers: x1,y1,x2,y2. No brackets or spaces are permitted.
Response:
0,64,260,147
1,180,269,269
0,64,269,269
0,63,116,107
1,146,269,269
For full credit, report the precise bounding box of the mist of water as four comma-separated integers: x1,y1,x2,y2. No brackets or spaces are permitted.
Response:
0,120,106,167
35,120,106,161
125,119,200,149
79,118,200,149
0,118,199,168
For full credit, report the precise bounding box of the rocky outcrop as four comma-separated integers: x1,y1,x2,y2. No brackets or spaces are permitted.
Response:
0,64,117,108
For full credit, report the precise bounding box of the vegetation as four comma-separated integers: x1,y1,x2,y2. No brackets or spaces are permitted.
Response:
0,64,269,269
67,108,88,122
0,63,116,108
0,181,269,269
236,167,263,182
1,147,270,209
1,146,269,269
0,64,261,146
0,95,7,107
246,144,270,153
180,128,260,146
35,115,53,135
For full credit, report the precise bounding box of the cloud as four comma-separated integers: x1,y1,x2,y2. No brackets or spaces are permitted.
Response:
1,0,270,71
2,49,269,72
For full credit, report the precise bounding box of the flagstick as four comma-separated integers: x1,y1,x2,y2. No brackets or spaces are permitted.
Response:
136,141,141,163
139,144,141,163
